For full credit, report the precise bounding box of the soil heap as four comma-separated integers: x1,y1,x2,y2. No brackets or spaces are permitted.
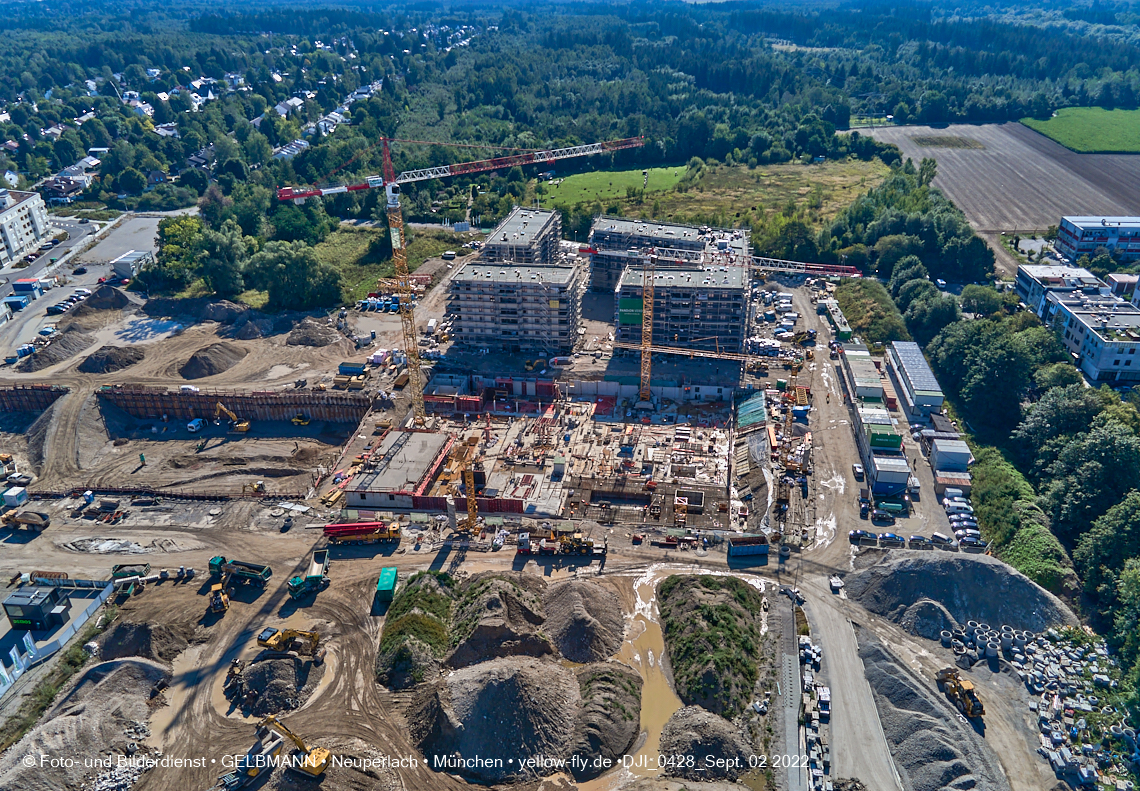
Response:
15,327,94,372
286,317,342,347
657,575,767,717
407,657,580,782
98,620,191,662
568,664,643,780
855,627,1011,791
545,579,624,663
376,572,457,689
179,341,248,379
658,706,752,781
234,657,320,716
447,573,551,668
82,285,132,310
77,345,145,374
846,552,1078,634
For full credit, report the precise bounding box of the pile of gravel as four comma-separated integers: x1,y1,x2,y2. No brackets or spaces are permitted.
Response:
15,327,94,372
544,579,625,663
448,574,551,668
235,657,318,716
81,285,132,310
77,345,145,374
658,706,752,781
569,664,642,780
408,657,580,782
286,317,342,347
846,552,1078,634
855,627,1011,791
179,341,248,379
375,636,442,690
98,621,190,663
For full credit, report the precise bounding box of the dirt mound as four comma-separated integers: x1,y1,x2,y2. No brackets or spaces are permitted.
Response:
408,657,580,782
179,341,248,379
448,574,552,668
833,781,869,791
0,658,167,791
98,620,190,663
234,657,320,716
77,345,145,374
658,706,751,781
856,627,1011,791
15,327,95,372
25,402,56,475
545,580,624,663
201,300,247,323
84,285,133,310
569,664,643,780
286,317,342,347
898,599,960,640
846,552,1077,634
234,320,262,339
376,636,442,690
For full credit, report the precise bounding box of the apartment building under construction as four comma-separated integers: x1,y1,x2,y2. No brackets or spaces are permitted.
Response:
587,217,709,291
448,262,583,354
482,207,561,265
614,264,748,352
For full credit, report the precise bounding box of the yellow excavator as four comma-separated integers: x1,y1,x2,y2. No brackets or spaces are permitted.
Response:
256,627,325,665
241,481,267,495
258,715,330,778
215,401,251,433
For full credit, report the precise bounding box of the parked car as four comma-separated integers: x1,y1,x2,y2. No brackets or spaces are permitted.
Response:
78,218,90,224
849,529,875,544
931,532,957,547
955,528,982,541
945,496,972,506
871,509,896,525
852,462,864,481
949,515,978,527
878,532,905,546
959,536,988,550
908,535,932,547
72,266,88,275
859,501,869,519
945,503,974,515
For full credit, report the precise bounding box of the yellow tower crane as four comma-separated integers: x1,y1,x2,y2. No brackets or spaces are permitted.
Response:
639,253,656,403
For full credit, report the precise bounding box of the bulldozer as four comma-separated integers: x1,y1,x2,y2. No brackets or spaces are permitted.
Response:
215,402,251,433
256,627,325,665
208,583,230,613
935,667,985,718
241,481,267,495
258,715,330,778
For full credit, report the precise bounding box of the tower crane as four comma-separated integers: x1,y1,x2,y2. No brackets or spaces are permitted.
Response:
639,254,656,403
278,136,645,423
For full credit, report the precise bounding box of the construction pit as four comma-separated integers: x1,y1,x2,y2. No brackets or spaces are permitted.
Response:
0,277,1125,791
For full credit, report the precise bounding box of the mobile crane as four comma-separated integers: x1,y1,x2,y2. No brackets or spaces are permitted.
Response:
278,136,646,424
214,401,250,433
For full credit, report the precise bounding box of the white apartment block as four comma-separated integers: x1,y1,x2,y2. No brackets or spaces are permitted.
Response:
0,190,50,268
1048,291,1140,383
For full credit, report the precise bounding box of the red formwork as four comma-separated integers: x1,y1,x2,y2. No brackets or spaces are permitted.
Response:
410,495,524,513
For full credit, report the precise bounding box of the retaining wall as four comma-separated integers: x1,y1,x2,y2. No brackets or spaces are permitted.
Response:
97,385,371,423
0,384,69,412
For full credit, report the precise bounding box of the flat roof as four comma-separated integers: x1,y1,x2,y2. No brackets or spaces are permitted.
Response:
348,431,450,494
872,456,911,473
1019,264,1100,284
111,250,153,264
931,439,972,454
1063,216,1140,227
3,588,55,607
592,217,708,239
618,265,746,290
487,208,558,245
890,341,943,396
453,263,577,285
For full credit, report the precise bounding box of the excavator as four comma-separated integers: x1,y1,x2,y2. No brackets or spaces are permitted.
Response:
935,667,985,718
212,716,329,790
241,481,267,495
259,715,331,778
215,401,251,433
256,627,325,665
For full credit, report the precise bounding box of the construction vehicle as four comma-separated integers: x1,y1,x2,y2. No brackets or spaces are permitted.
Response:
256,627,325,664
287,549,329,599
209,583,230,613
214,401,251,433
277,136,645,426
935,667,985,718
241,481,267,495
209,556,272,587
291,413,310,426
323,521,401,545
258,715,331,778
213,721,287,790
1,510,50,530
224,658,245,689
375,567,398,603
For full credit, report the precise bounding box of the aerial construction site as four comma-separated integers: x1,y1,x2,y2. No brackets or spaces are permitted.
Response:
0,137,1125,791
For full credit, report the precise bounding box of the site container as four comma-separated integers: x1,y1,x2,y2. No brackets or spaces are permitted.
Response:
338,362,367,376
2,295,30,311
2,487,28,508
375,567,398,602
727,535,769,556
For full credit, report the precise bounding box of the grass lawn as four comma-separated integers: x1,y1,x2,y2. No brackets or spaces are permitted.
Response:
1022,107,1140,153
540,166,685,207
313,225,464,302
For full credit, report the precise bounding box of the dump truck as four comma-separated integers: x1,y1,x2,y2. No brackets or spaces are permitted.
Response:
256,627,324,664
375,567,398,603
287,550,329,599
1,510,50,530
209,556,272,587
936,667,985,718
323,521,401,545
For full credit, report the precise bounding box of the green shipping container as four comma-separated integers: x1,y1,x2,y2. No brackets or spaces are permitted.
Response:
375,567,398,602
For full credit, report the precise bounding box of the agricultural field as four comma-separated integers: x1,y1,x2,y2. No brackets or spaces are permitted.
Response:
1021,107,1140,153
868,122,1140,234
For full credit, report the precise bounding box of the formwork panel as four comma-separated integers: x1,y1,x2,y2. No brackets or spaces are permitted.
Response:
0,384,70,412
97,385,371,424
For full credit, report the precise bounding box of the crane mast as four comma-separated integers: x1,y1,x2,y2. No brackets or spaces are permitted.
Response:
639,254,656,403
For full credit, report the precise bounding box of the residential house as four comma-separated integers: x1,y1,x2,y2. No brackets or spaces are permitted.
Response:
273,97,305,117
42,177,84,204
272,139,310,160
3,172,17,189
186,144,216,172
154,123,180,139
146,170,167,190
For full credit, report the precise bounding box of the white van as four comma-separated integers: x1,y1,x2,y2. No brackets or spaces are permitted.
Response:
187,418,206,433
945,503,974,515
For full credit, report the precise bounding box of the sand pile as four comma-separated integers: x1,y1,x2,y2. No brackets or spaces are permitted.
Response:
856,627,1011,791
83,285,132,310
179,341,248,379
545,579,624,663
408,657,580,782
286,317,342,347
15,327,94,372
448,574,551,668
658,706,752,781
98,621,190,663
201,300,247,323
234,657,320,716
78,345,145,373
0,659,167,791
569,664,643,779
846,552,1077,634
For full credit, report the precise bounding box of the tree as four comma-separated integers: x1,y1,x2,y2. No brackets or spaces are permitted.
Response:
1033,362,1084,392
917,157,937,188
896,278,938,311
246,241,342,310
179,168,209,196
147,215,203,289
117,167,146,195
1076,491,1140,602
905,295,961,345
889,256,928,296
872,234,923,276
198,184,233,229
959,284,1003,316
198,219,248,298
1044,418,1140,542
